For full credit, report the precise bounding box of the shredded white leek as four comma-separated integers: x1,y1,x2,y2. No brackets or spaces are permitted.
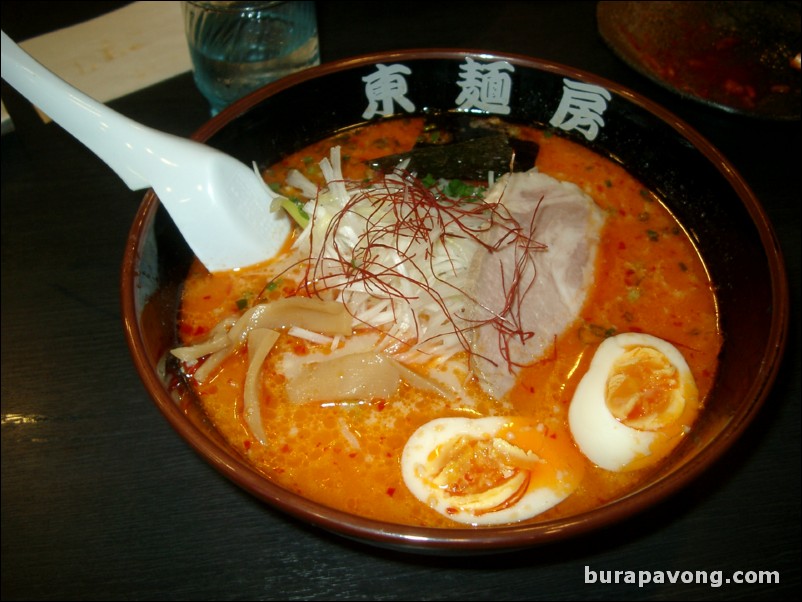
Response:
172,147,500,438
290,146,487,365
287,326,333,345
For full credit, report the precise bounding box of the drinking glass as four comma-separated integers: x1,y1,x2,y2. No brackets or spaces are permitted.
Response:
183,1,320,115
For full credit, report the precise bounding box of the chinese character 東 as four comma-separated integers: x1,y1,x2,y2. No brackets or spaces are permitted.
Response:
362,64,416,119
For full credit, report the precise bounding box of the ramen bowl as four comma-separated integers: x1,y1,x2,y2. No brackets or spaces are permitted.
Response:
121,50,788,553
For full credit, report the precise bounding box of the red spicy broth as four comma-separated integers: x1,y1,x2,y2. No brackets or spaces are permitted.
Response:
172,117,722,528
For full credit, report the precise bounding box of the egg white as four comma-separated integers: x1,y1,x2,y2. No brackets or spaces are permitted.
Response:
568,332,699,472
401,416,582,526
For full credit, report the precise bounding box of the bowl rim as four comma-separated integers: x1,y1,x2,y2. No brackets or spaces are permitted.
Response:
120,48,790,552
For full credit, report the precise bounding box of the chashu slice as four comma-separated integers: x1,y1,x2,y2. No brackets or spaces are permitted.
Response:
465,169,606,399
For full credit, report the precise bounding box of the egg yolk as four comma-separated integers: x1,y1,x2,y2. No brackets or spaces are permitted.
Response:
427,436,535,514
605,346,685,430
419,421,583,517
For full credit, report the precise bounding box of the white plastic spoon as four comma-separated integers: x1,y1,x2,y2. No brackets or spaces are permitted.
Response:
0,30,291,272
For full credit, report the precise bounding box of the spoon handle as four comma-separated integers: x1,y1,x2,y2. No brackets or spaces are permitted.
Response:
2,30,172,191
2,29,291,272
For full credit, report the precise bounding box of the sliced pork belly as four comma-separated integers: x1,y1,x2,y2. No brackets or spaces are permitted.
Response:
465,169,606,399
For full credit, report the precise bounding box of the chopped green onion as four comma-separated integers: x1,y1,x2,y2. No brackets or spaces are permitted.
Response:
445,179,483,200
588,323,617,339
279,197,310,228
421,173,437,188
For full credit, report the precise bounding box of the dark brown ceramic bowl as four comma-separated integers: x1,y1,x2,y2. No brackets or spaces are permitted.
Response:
121,50,789,553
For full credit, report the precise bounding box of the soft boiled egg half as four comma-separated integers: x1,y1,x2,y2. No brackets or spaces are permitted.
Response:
568,332,700,472
401,416,584,526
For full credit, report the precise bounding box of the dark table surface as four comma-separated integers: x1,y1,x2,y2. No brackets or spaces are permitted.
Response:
2,2,799,600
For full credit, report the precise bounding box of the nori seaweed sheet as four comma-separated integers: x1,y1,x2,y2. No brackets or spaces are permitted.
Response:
368,114,539,181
